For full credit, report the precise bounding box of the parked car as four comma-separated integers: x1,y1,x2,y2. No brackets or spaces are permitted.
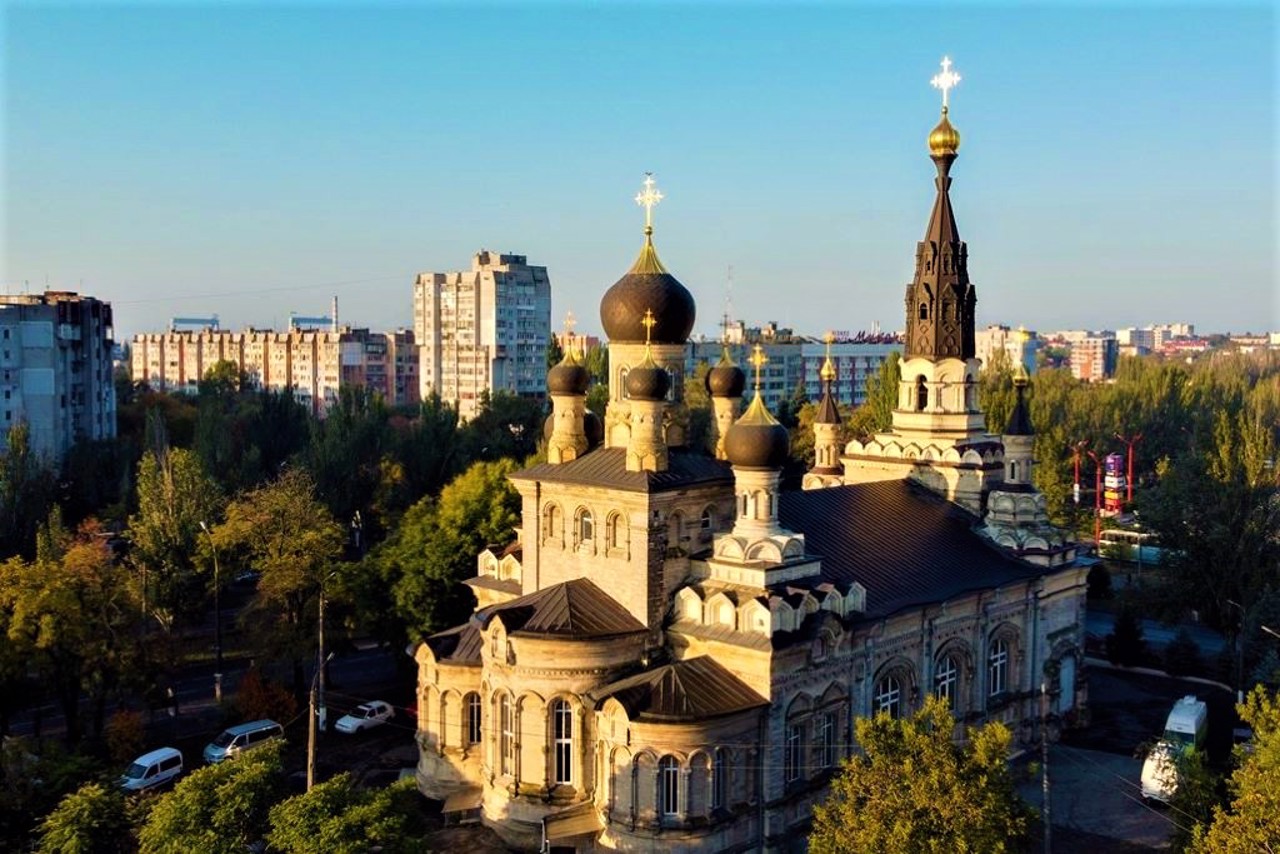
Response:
334,701,395,734
203,719,283,764
120,747,183,792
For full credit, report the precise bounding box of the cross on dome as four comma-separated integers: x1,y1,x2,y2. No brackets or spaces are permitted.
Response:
821,331,836,381
749,345,769,395
634,173,664,235
931,56,961,109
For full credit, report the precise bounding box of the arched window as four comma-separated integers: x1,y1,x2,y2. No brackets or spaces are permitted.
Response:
935,655,958,705
577,508,594,545
988,638,1010,695
1009,461,1019,481
606,512,627,551
785,720,805,782
915,376,928,412
619,367,630,399
543,503,562,542
919,302,929,321
466,692,482,745
711,748,727,810
874,675,902,718
700,507,714,534
499,694,515,776
551,699,573,785
658,756,681,817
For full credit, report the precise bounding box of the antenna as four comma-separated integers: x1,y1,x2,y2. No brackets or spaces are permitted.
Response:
721,264,734,344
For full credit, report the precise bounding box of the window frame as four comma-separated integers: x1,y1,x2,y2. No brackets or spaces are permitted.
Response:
658,755,681,817
552,699,573,786
466,692,482,746
935,654,959,704
874,674,902,719
988,637,1010,696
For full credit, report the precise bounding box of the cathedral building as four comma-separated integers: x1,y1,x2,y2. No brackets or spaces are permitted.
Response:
413,60,1088,853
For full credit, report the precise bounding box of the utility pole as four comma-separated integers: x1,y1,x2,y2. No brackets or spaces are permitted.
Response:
317,584,327,733
1041,681,1051,854
199,521,223,704
306,673,318,791
1115,431,1143,504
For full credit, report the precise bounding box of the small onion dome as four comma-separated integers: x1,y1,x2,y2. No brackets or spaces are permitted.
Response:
928,107,961,158
547,356,589,396
724,395,790,470
706,353,746,399
625,356,671,402
600,235,696,344
584,411,604,448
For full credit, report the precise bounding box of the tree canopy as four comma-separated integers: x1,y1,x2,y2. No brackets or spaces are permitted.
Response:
810,696,1027,854
266,774,426,854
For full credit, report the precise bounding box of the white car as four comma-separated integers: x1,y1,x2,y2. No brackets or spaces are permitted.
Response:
334,701,395,734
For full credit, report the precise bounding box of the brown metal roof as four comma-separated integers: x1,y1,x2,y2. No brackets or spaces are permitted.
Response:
513,448,732,494
778,480,1052,619
477,578,647,639
425,622,483,666
591,656,768,722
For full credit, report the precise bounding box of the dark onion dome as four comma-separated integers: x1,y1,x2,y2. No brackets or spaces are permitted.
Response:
600,233,696,344
625,354,671,402
706,349,746,398
584,410,604,448
724,395,790,470
547,353,589,396
1004,376,1033,436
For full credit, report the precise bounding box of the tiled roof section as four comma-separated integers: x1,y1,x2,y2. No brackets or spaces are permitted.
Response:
778,480,1048,619
425,622,483,666
513,448,732,494
477,578,647,639
591,656,768,722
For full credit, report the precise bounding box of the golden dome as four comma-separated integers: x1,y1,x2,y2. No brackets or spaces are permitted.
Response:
928,107,961,157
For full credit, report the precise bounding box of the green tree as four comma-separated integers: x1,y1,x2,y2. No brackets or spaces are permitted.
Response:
266,774,424,854
1189,686,1280,853
0,421,56,559
810,695,1027,854
458,391,544,464
378,459,521,644
138,743,283,854
545,335,565,370
36,782,131,854
1168,749,1221,853
683,362,712,454
978,347,1017,434
212,468,345,695
1,738,104,851
847,351,899,439
128,447,223,634
304,385,392,530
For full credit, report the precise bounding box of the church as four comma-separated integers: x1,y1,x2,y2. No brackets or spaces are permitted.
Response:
412,59,1089,853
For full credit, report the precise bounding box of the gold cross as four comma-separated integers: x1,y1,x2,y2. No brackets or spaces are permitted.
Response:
931,55,961,109
634,173,664,233
749,344,768,395
564,310,576,336
641,308,657,347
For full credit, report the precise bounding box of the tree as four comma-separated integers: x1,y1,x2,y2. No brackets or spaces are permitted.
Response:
266,775,425,854
128,446,223,633
1168,748,1221,853
683,362,712,454
36,782,131,854
138,743,283,854
212,468,345,695
545,335,564,370
377,459,521,644
1189,686,1280,852
978,347,1017,435
0,421,56,559
1,738,104,851
810,695,1027,854
847,351,899,439
458,391,544,464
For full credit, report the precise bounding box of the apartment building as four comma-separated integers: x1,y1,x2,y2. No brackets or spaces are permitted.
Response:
413,251,552,421
1069,334,1118,382
975,324,1039,375
130,326,420,415
0,291,116,461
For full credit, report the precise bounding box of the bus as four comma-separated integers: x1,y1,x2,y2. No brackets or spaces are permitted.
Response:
1099,528,1162,566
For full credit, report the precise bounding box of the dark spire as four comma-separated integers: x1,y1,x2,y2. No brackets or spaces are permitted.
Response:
1005,375,1033,436
903,99,976,363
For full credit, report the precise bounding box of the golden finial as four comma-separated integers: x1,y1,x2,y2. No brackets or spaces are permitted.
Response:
749,344,769,397
1013,326,1031,383
931,55,961,111
821,331,836,382
640,307,658,362
564,310,576,337
634,173,664,237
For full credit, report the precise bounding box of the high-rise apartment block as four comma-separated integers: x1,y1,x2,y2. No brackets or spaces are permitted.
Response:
414,251,551,421
0,291,116,461
130,326,420,415
1069,334,1118,382
975,324,1039,375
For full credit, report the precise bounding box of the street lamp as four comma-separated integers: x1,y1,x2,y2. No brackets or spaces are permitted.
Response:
1115,432,1143,505
1227,599,1247,702
198,521,223,704
1085,449,1102,549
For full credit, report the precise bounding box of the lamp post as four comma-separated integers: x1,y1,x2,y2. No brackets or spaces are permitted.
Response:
1070,441,1088,507
198,521,223,704
1115,432,1143,505
1227,599,1247,703
1085,449,1102,549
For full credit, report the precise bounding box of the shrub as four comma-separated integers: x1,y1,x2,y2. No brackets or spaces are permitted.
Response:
1164,628,1203,677
104,709,146,766
236,668,297,724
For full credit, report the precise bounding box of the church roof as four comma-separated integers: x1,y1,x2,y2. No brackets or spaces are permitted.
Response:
514,447,732,493
778,480,1049,619
424,622,483,666
477,578,647,639
591,656,768,722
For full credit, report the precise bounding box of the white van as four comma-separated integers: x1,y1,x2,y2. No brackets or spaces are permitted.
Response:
120,747,183,792
202,719,283,764
1141,695,1208,802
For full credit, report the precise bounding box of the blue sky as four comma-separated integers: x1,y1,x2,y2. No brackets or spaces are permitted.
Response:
3,1,1276,341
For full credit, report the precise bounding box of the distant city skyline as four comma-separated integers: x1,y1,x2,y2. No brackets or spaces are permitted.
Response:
4,3,1276,341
